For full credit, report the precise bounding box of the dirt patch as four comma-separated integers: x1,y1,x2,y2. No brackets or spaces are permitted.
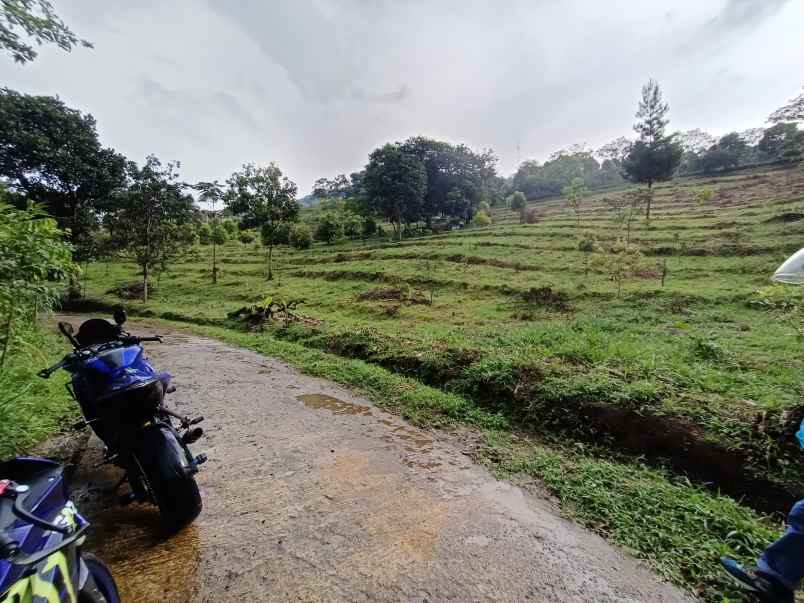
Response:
106,281,151,300
357,287,429,304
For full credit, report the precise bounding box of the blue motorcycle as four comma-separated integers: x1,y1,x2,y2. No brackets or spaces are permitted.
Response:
39,309,206,531
1,457,120,602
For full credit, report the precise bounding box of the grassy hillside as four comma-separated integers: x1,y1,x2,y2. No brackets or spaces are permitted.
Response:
77,164,804,600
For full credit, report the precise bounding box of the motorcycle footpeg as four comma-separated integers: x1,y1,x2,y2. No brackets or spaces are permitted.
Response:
182,427,203,445
188,416,204,426
193,453,208,467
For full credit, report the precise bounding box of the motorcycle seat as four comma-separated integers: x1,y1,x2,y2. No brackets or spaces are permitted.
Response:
76,319,120,347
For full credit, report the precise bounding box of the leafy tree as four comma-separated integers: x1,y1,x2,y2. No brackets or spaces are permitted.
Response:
675,129,717,155
211,221,227,246
592,239,642,298
178,222,197,246
312,174,350,199
362,217,377,238
0,89,128,255
0,0,91,64
314,212,342,244
106,156,194,302
508,191,527,222
400,136,497,225
341,211,364,239
596,137,633,166
289,224,312,250
562,177,587,230
769,87,804,123
194,180,225,283
363,143,426,239
473,210,491,226
238,229,256,245
226,162,298,280
697,132,748,174
197,223,212,245
605,190,647,244
222,219,237,235
0,200,75,368
622,79,682,223
758,123,804,162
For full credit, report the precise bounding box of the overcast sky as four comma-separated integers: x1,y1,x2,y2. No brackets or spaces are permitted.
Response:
1,0,802,194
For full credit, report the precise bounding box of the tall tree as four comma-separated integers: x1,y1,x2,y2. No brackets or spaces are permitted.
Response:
106,156,195,302
0,0,91,63
363,143,426,239
194,180,224,284
596,137,633,167
0,88,127,256
225,163,298,280
622,79,682,223
697,132,748,173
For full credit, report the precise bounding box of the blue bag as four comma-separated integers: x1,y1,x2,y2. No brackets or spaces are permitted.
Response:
798,419,804,449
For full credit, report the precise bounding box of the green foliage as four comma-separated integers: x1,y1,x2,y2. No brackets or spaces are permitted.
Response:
0,324,76,457
758,123,804,163
562,177,587,228
289,223,312,250
473,210,492,226
592,239,642,297
314,212,342,244
106,155,194,301
211,221,228,245
0,0,91,63
697,133,749,174
0,201,75,367
226,162,299,280
340,211,364,239
512,150,619,200
221,219,238,235
692,186,715,205
477,200,491,214
0,88,128,251
178,222,197,245
363,143,427,237
238,229,256,245
197,223,212,245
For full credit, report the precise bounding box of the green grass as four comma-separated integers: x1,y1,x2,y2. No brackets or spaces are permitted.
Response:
152,318,780,602
0,324,76,458
74,164,804,600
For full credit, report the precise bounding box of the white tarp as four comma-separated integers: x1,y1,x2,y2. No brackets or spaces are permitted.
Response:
772,247,804,284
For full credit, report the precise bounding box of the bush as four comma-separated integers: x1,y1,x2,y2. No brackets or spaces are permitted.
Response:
290,224,312,249
473,211,492,226
270,222,292,245
522,208,541,224
211,222,228,245
198,223,212,245
362,218,378,238
478,200,491,213
238,229,256,244
222,219,238,235
314,213,342,244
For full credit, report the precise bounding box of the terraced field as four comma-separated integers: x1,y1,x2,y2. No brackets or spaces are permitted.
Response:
79,164,804,600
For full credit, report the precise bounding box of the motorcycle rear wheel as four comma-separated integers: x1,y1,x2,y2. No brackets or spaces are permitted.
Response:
133,427,202,532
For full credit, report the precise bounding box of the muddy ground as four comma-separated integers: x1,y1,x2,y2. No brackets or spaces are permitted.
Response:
57,319,690,601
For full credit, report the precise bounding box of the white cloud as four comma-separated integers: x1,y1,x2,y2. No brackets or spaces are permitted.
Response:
1,0,802,193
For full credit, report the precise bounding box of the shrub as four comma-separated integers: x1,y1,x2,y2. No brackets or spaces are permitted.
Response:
362,218,378,238
211,222,228,245
222,219,238,235
473,211,492,227
198,223,212,245
522,208,541,224
290,224,312,249
238,229,256,244
314,213,342,244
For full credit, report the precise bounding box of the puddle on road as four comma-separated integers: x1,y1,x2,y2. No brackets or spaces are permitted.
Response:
297,393,373,416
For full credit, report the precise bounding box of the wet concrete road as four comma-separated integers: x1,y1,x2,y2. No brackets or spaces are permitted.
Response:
69,323,690,602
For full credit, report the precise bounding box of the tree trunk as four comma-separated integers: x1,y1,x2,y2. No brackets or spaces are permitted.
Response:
143,263,149,303
267,244,274,280
212,238,218,284
646,181,653,225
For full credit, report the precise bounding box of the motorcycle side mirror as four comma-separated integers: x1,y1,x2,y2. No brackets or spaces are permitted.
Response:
113,307,127,326
58,322,74,337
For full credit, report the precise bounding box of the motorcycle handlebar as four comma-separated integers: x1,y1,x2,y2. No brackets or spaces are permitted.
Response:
38,334,163,378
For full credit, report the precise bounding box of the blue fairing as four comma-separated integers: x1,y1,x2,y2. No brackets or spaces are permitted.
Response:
78,345,171,397
0,457,86,593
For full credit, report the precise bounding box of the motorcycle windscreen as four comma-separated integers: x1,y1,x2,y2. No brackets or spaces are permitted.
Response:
772,247,804,284
87,346,143,374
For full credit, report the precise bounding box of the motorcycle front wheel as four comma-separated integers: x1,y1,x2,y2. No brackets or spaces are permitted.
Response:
132,425,202,532
78,553,121,603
